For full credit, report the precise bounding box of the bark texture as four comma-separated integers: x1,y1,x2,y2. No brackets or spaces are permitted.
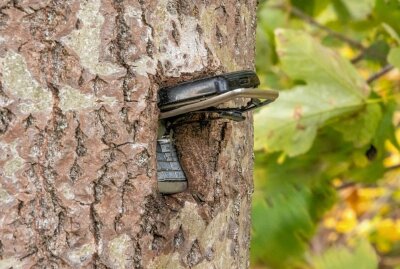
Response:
0,0,257,268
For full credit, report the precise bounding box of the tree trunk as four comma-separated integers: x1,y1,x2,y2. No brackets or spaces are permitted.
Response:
0,0,257,268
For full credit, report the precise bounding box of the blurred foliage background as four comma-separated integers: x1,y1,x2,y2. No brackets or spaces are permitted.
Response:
251,0,400,268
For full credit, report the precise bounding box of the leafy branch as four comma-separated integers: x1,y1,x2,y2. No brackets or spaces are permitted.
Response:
367,64,395,84
270,3,365,50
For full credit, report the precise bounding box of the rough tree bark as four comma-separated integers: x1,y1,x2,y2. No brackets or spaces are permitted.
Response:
0,0,257,268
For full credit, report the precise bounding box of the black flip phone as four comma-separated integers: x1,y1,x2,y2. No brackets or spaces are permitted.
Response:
158,70,260,111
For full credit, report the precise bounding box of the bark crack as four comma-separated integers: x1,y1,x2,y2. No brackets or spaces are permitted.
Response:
186,239,203,268
138,0,154,58
0,107,14,135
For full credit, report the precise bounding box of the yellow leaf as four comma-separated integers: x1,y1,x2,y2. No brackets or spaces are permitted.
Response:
324,217,337,229
335,208,357,234
376,218,400,242
393,190,400,202
339,46,356,59
376,240,391,253
355,201,373,215
277,152,286,164
378,204,391,215
358,187,386,199
356,220,373,237
332,178,342,188
395,128,400,145
385,140,399,153
383,140,400,167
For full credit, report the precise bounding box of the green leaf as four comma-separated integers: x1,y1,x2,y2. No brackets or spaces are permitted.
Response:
363,40,390,65
256,4,286,75
382,23,400,45
332,0,352,23
346,101,397,183
251,188,313,269
254,29,370,156
388,47,400,69
332,103,382,147
290,0,330,16
311,240,378,269
374,0,400,34
251,152,336,269
339,0,375,20
373,101,398,151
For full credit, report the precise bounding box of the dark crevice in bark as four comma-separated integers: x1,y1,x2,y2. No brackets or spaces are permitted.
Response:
28,164,65,267
175,0,199,25
89,134,131,264
171,20,180,46
69,158,82,182
90,202,102,245
19,246,38,261
136,195,176,267
0,240,3,259
120,107,138,139
215,25,223,47
75,18,81,29
23,114,36,130
22,3,71,41
228,216,240,257
29,74,68,266
92,75,107,96
186,239,203,268
42,166,67,243
49,42,64,84
0,7,10,30
10,0,28,14
26,163,41,193
113,173,134,233
0,107,14,135
133,242,143,269
44,41,80,87
213,122,228,171
205,246,215,261
78,70,85,86
0,83,9,102
215,4,227,14
173,225,185,249
111,0,138,103
138,0,155,58
96,106,119,145
17,200,24,216
151,233,167,252
90,164,107,265
93,252,112,269
196,23,203,35
214,173,222,204
29,132,45,161
75,124,87,156
204,42,217,68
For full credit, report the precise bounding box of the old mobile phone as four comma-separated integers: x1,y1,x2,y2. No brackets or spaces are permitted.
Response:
156,70,279,194
156,138,187,194
158,70,260,111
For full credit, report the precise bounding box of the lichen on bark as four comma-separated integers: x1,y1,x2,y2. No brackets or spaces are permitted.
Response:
1,51,52,114
61,0,126,77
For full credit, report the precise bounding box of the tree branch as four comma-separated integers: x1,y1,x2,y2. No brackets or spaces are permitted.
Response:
350,50,367,64
366,64,394,84
271,4,365,50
